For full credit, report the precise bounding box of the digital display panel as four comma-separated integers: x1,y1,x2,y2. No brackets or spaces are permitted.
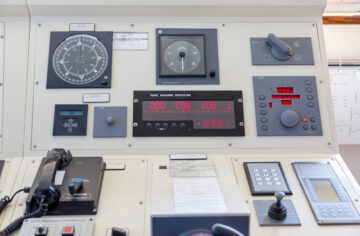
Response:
272,95,300,99
311,180,340,202
277,87,294,94
142,101,235,129
59,110,83,116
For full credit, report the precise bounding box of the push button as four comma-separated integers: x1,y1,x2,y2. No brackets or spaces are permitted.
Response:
62,226,75,236
260,110,267,115
259,95,266,100
35,226,48,236
306,87,313,93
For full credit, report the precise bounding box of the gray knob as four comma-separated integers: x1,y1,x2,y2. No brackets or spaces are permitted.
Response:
106,116,115,125
280,110,299,128
275,191,285,205
266,33,293,61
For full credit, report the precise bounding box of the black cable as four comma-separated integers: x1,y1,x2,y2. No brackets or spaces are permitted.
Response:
0,200,48,236
0,187,30,215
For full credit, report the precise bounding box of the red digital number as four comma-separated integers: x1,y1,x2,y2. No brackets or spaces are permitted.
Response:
175,101,191,111
149,101,165,110
204,120,209,128
218,120,223,128
202,101,217,110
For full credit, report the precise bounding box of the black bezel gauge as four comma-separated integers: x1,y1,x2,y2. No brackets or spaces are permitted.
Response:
156,28,220,85
46,31,113,88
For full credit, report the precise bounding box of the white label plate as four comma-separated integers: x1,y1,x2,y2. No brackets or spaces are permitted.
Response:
83,93,110,103
69,23,95,32
113,32,148,50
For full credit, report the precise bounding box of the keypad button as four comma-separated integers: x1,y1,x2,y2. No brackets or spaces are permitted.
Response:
306,87,313,93
311,125,317,130
310,117,316,122
260,110,267,115
259,95,266,100
272,173,278,177
256,177,262,181
275,181,281,185
261,118,268,123
303,125,309,130
254,173,261,177
307,95,314,100
270,169,277,172
263,172,270,176
254,169,260,172
264,177,271,181
261,125,268,131
262,169,268,172
305,80,312,85
259,102,266,108
257,182,263,185
274,177,280,181
308,102,314,107
266,182,273,185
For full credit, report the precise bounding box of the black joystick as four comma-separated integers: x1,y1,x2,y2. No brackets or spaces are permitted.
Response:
179,51,186,58
268,191,287,220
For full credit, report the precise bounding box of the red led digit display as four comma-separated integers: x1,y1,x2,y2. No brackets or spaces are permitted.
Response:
281,100,292,105
277,87,294,94
142,100,235,129
271,95,300,99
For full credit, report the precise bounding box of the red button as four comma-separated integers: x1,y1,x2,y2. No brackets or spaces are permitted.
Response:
62,226,74,236
302,117,308,123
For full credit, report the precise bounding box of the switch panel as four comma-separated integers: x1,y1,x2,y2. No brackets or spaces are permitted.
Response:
253,76,322,136
53,104,88,136
250,36,314,65
19,217,94,236
93,106,127,138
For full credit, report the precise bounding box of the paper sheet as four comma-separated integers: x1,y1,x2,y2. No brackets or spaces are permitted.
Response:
329,67,360,144
170,160,216,177
173,177,227,213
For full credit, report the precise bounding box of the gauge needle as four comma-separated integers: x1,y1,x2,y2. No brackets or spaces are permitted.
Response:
181,57,184,71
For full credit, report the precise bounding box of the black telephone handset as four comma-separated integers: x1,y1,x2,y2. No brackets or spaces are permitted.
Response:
32,149,72,206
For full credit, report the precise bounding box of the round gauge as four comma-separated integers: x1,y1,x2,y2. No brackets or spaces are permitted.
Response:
52,34,108,85
178,230,212,236
163,40,202,74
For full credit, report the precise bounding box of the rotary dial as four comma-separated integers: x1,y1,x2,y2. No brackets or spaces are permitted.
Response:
163,40,202,74
52,34,108,85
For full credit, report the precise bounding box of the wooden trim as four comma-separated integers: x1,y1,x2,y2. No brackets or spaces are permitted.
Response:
323,15,360,24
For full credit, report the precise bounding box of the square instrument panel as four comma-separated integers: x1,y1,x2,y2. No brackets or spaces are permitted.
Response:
53,104,88,136
156,28,219,85
47,31,113,88
253,76,322,136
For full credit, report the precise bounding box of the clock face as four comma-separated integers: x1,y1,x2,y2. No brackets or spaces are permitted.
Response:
163,40,202,74
52,34,109,85
159,35,206,77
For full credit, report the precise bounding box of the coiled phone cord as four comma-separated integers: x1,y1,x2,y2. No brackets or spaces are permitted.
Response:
0,187,30,215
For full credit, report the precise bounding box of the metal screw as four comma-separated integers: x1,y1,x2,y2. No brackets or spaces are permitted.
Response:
35,81,39,85
92,209,97,213
320,80,323,84
239,122,244,126
328,142,331,146
0,83,3,86
6,160,10,164
38,24,42,27
158,30,163,34
222,24,226,27
245,200,249,204
131,24,135,27
134,98,139,104
237,98,243,103
31,160,35,163
228,142,232,147
139,201,144,205
128,144,132,148
33,145,37,149
355,199,359,202
0,35,3,39
142,159,145,163
0,134,2,138
133,122,138,127
312,23,315,27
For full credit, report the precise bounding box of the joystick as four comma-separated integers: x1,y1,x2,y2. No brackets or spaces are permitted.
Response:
268,191,287,220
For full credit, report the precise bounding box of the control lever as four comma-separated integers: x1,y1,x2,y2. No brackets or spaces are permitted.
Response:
266,33,293,61
268,191,287,220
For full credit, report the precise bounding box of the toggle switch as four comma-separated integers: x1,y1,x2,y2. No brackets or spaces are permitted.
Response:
266,33,293,61
69,178,83,195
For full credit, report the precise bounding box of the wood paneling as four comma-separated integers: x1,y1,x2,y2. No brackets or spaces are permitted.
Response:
323,15,360,24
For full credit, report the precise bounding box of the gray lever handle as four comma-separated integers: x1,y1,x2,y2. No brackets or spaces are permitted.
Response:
266,33,293,61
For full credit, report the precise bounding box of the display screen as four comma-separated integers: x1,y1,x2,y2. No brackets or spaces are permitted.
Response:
272,95,300,99
142,101,235,129
311,180,340,202
59,110,83,116
277,87,294,94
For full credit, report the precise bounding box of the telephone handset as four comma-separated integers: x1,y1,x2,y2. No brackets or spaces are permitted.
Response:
32,149,72,206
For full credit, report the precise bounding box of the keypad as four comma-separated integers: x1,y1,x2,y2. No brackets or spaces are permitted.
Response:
252,168,282,186
318,205,355,218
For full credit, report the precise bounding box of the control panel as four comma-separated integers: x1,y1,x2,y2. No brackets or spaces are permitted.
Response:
133,91,244,136
19,217,94,236
253,76,322,136
53,104,88,136
250,34,314,65
293,162,360,224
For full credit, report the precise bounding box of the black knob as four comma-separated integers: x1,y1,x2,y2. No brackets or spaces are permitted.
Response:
209,70,216,77
268,191,287,220
101,78,108,85
68,183,75,195
179,51,186,58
